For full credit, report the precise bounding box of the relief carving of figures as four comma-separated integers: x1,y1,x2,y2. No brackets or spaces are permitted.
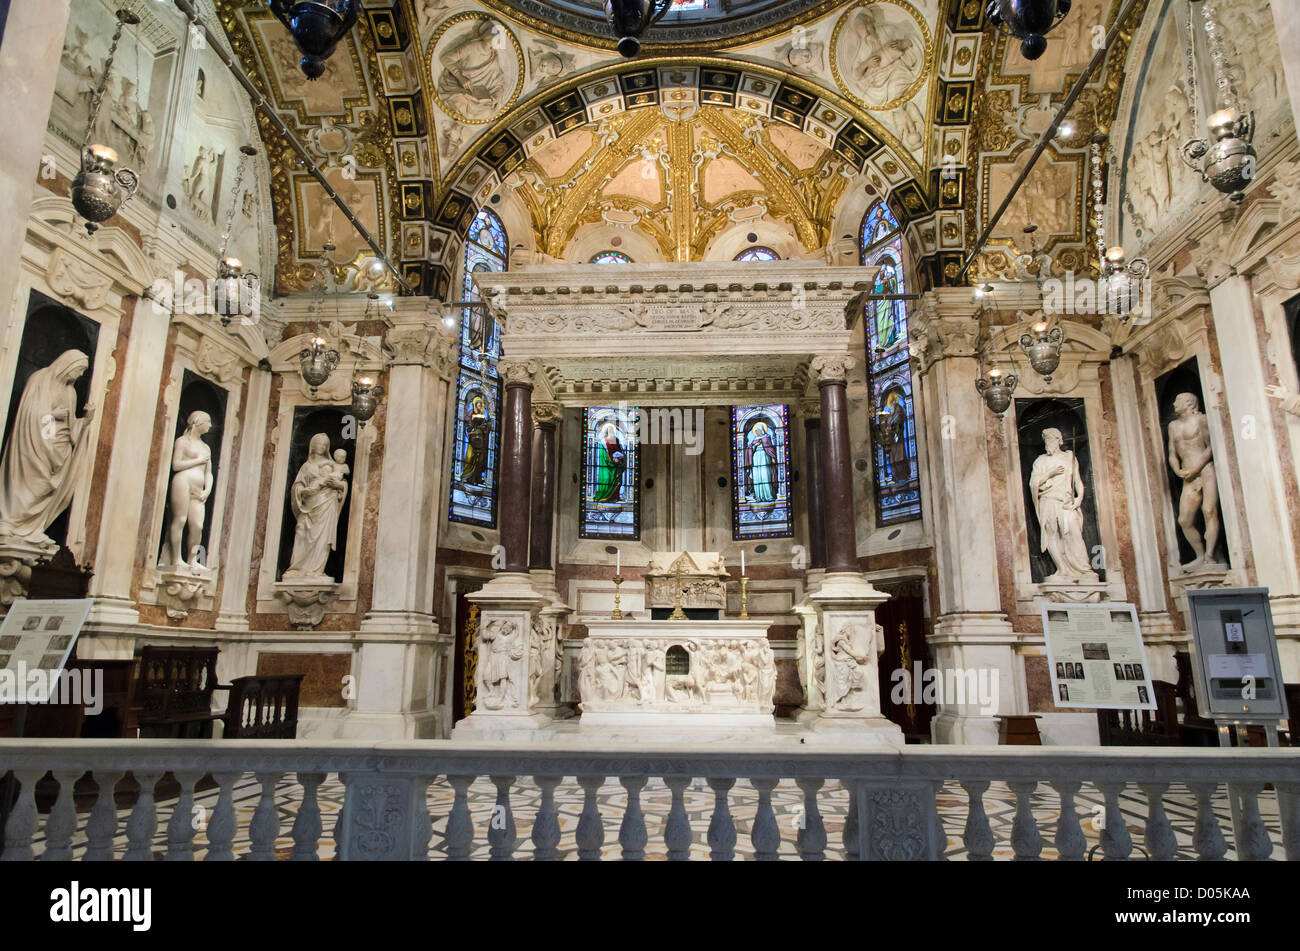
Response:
161,411,213,569
478,618,523,709
282,434,349,581
1167,393,1226,570
434,18,517,123
183,145,219,222
528,618,545,706
1029,428,1099,584
834,2,926,109
578,639,598,703
830,624,868,710
623,639,646,702
644,640,665,703
0,351,96,551
1218,0,1284,110
758,643,776,708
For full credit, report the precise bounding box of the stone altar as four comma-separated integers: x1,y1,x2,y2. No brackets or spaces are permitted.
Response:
578,619,775,729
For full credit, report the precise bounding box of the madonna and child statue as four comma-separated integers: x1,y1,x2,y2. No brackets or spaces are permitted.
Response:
282,433,350,582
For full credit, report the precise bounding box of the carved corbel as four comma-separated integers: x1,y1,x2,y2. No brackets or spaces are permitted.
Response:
531,401,563,428
158,569,210,620
809,354,854,384
274,582,338,630
498,357,540,388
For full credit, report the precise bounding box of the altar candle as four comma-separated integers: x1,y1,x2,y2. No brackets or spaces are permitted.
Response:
616,549,620,575
741,549,745,576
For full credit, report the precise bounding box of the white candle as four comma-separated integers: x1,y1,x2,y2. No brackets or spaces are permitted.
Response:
740,549,745,576
616,549,620,575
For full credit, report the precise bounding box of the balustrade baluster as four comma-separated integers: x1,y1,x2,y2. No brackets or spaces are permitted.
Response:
960,779,995,861
415,775,434,860
531,775,562,861
1189,781,1227,860
123,771,161,862
1139,782,1178,861
1233,783,1273,861
664,775,692,861
750,777,781,861
794,778,826,861
1049,780,1085,862
1096,781,1132,860
84,770,122,861
292,772,326,861
444,774,476,860
706,777,737,861
1279,782,1300,862
205,771,239,861
43,770,81,861
843,782,860,860
488,775,517,861
0,769,42,861
1008,781,1042,860
164,771,202,860
618,776,648,861
247,771,282,861
576,775,606,860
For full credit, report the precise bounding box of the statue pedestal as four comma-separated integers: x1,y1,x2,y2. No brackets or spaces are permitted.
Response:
807,572,904,746
158,564,215,620
0,538,54,608
274,578,340,630
577,619,776,733
452,572,552,739
1038,582,1109,604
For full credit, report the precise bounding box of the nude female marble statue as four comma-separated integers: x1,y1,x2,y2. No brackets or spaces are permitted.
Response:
0,350,95,549
283,433,349,581
1029,427,1099,584
1167,392,1224,569
163,410,213,568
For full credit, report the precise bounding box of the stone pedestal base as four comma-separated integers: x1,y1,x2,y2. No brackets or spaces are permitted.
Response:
0,539,54,607
808,572,891,729
804,715,904,747
274,579,340,630
928,612,1019,745
157,565,214,620
1038,582,1109,604
791,599,824,722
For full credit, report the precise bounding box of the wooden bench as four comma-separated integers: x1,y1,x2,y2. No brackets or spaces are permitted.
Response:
133,646,224,739
222,674,304,739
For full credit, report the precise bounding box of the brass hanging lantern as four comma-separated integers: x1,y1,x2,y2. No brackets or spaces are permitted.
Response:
349,376,384,427
299,336,340,395
1019,321,1064,383
975,367,1018,417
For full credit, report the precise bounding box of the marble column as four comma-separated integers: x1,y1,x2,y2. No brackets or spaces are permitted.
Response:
803,407,828,573
0,1,71,327
528,400,568,720
794,399,827,720
347,322,458,739
803,355,899,745
453,358,550,738
911,290,1019,745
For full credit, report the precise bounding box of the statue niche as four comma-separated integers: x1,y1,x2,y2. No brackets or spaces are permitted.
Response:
157,372,227,569
277,407,355,583
1156,359,1228,570
1016,398,1104,584
0,293,100,552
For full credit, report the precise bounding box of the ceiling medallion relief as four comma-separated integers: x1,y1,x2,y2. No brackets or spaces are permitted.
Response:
829,0,932,112
427,12,526,125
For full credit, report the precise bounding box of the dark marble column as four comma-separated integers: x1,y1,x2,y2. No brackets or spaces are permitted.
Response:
528,403,561,571
803,408,827,570
814,355,858,573
498,360,536,573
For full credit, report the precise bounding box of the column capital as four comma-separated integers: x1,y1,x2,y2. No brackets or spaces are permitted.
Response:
810,354,854,385
531,401,563,428
800,397,822,420
499,358,539,388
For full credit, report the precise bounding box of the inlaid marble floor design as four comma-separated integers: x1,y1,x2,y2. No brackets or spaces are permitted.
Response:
28,774,1287,860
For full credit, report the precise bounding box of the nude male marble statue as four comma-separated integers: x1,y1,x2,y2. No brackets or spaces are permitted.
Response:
1167,392,1225,570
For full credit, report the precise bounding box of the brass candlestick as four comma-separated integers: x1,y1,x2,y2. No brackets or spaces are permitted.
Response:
668,560,687,620
611,574,624,620
739,575,750,619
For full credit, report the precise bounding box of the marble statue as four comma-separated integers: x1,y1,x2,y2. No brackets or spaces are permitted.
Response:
1029,428,1099,584
436,19,511,121
528,618,545,705
758,642,776,708
1167,393,1225,570
184,145,218,222
282,433,349,581
0,350,95,549
479,617,522,709
162,410,213,569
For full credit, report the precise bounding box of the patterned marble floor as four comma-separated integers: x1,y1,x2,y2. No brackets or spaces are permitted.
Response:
30,774,1287,861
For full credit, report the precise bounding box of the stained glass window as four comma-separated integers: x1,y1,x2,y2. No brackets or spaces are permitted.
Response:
861,200,921,526
734,246,780,262
731,404,793,540
590,250,633,264
448,207,507,527
580,405,640,539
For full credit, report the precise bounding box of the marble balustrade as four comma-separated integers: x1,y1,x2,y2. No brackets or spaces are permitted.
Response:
0,741,1296,861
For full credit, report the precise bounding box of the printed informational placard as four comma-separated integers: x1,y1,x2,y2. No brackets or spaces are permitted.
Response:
1040,601,1157,710
0,598,94,702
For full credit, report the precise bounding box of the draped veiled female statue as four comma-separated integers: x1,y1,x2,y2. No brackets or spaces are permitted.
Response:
0,350,96,549
162,411,213,568
282,433,349,581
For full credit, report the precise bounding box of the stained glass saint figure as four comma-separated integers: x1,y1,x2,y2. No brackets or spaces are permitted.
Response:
745,419,778,503
463,393,490,486
875,389,911,483
592,420,627,502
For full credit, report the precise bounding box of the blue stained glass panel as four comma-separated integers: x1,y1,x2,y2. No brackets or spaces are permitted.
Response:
467,207,508,258
590,250,633,263
861,199,921,526
447,370,501,526
730,404,793,540
734,246,780,262
580,406,640,539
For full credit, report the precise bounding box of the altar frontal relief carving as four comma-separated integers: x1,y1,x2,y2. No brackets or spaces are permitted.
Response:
428,13,524,125
579,635,776,714
1017,399,1104,585
830,0,930,111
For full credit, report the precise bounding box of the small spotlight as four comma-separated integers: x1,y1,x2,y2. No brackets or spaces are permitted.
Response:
1056,120,1076,141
